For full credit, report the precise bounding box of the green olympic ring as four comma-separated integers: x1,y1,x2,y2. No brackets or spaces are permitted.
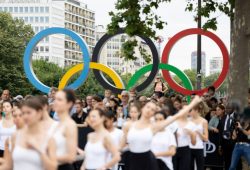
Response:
127,63,193,103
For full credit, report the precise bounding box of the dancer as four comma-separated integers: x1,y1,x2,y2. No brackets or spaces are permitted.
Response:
189,102,209,170
81,108,120,170
151,111,176,170
53,89,78,170
104,110,123,170
121,96,201,170
173,106,197,170
0,96,57,170
0,101,16,157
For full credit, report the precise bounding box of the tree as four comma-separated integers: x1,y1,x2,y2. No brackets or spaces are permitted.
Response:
204,73,228,96
32,60,65,93
0,12,34,96
108,0,250,108
173,69,198,88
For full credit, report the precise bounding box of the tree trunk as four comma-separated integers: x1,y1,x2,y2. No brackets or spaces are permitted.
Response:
228,0,250,109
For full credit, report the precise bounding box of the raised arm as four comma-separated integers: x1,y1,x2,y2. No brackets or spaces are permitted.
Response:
153,96,202,133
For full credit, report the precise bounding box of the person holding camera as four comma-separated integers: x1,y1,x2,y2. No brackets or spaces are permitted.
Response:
219,102,242,170
229,107,250,170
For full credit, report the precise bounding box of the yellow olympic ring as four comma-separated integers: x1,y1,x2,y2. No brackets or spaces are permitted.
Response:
58,62,125,91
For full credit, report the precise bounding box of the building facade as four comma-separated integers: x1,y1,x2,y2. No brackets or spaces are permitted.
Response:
191,51,206,75
96,25,149,75
209,57,223,75
0,0,95,67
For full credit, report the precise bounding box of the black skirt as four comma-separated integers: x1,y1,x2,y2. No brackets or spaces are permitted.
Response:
58,163,74,170
125,151,159,170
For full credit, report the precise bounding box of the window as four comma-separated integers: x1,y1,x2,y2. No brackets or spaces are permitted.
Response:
25,7,28,12
35,17,39,22
40,46,44,52
24,17,28,22
45,37,49,42
0,7,2,11
14,7,18,12
40,26,44,30
9,7,13,12
45,7,49,13
45,17,49,23
34,47,38,52
4,7,8,11
45,46,49,52
40,17,44,23
19,7,23,13
40,7,44,13
30,7,34,13
30,17,34,23
35,26,39,32
35,7,39,12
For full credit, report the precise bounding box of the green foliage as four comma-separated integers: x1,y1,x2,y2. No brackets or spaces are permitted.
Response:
108,0,234,62
173,69,200,88
0,12,35,96
32,60,65,89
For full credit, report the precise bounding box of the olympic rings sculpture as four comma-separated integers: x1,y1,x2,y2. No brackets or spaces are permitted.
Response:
23,27,229,97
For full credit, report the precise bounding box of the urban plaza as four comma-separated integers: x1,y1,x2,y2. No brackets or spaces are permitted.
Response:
0,0,250,170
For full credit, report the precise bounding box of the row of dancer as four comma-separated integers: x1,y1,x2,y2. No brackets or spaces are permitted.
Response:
0,90,204,170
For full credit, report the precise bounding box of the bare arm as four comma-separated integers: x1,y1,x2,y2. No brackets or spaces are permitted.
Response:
153,96,202,133
196,120,209,142
57,122,78,164
40,139,57,170
120,122,131,150
103,135,121,169
154,146,176,157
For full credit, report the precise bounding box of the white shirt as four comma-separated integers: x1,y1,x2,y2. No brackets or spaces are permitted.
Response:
151,129,176,170
189,123,204,149
0,121,16,150
176,121,195,147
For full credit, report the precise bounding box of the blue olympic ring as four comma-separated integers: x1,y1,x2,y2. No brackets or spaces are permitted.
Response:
23,27,90,93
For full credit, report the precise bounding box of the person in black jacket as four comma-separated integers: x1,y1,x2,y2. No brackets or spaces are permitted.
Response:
218,101,242,170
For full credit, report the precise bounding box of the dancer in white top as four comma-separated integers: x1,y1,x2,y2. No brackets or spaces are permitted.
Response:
0,102,25,169
0,101,16,157
104,110,123,170
121,96,202,170
81,108,120,170
173,105,197,170
53,89,78,170
0,96,57,170
151,111,176,170
189,101,208,170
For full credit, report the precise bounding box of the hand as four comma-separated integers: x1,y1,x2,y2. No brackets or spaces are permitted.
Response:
27,139,42,154
192,95,202,104
184,128,193,136
80,166,85,170
0,158,4,165
236,122,242,129
213,128,219,133
97,167,107,170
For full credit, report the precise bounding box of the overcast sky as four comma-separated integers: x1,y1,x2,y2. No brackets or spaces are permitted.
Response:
83,0,230,76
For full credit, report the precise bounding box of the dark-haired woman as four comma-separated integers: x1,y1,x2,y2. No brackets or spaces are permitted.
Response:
121,96,201,170
189,102,209,170
209,104,225,133
53,90,78,170
81,109,121,170
104,111,123,170
0,96,57,170
151,111,176,170
0,101,16,157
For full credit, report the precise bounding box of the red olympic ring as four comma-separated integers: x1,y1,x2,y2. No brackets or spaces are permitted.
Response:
161,28,229,96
